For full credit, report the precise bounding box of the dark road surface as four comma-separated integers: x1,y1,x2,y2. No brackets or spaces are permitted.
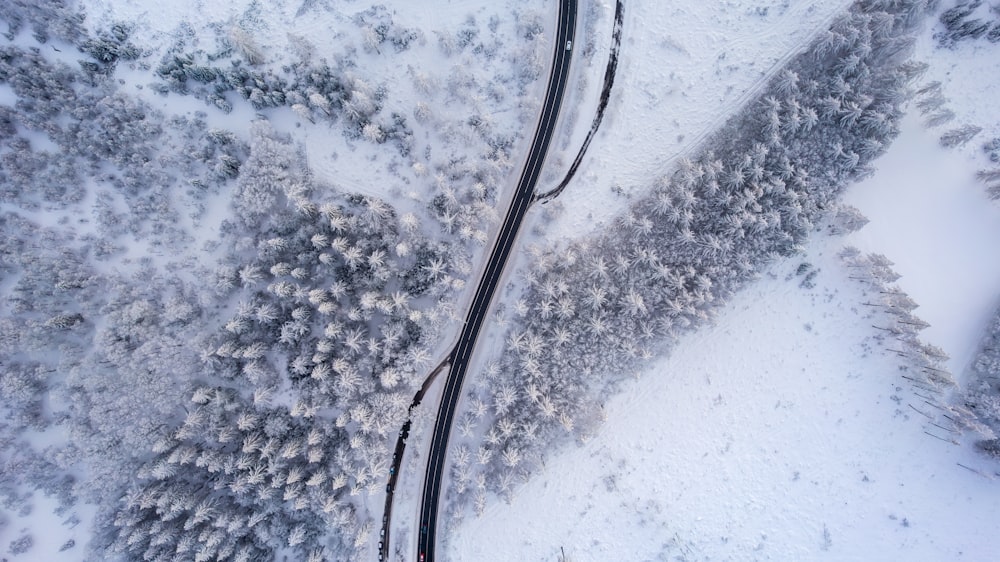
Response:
536,0,624,203
377,358,446,562
413,1,578,560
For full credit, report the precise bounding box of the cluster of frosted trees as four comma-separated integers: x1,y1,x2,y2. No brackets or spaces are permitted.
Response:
840,248,1000,447
108,387,354,561
156,49,405,146
839,250,954,388
975,137,1000,199
152,5,425,147
963,306,1000,457
910,78,986,154
840,247,955,384
205,120,452,474
0,0,86,44
0,2,489,559
448,0,938,513
0,14,250,526
0,44,248,253
92,121,466,558
935,0,1000,46
151,4,547,254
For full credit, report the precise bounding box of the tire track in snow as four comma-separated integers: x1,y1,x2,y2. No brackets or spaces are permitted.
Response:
654,0,854,174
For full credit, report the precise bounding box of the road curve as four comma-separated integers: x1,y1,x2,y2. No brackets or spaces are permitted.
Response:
536,0,624,204
415,1,578,560
377,357,448,562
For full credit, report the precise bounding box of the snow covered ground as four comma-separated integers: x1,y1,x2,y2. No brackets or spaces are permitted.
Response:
0,495,96,562
449,233,1000,561
543,0,853,238
844,112,1000,378
842,14,1000,377
449,3,1000,560
6,0,1000,559
4,0,560,558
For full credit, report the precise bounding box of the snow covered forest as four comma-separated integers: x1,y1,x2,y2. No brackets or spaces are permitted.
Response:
444,0,951,514
0,0,547,559
2,0,1000,560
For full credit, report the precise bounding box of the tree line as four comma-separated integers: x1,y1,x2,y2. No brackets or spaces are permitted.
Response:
446,0,939,519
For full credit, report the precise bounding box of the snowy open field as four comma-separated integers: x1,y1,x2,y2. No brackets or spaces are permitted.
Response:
4,0,1000,560
450,114,1000,562
449,2,1000,559
450,229,1000,561
544,0,853,236
844,113,1000,377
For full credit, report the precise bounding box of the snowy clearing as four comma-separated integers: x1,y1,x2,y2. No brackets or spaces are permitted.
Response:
449,2,1000,560
449,231,1000,561
544,0,853,238
842,10,1000,377
844,112,1000,377
4,0,1000,560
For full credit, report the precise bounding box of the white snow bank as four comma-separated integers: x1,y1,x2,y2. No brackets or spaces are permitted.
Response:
844,112,1000,377
448,233,1000,561
0,493,97,562
545,0,852,239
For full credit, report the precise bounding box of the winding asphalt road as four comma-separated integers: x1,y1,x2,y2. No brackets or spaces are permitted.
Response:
536,0,624,204
413,1,577,560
